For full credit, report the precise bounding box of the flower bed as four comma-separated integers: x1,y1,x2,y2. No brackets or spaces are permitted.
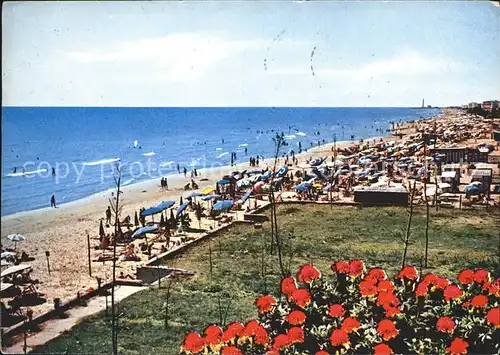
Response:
180,261,499,354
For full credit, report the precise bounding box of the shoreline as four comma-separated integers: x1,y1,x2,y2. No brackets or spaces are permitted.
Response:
1,111,435,219
0,111,442,318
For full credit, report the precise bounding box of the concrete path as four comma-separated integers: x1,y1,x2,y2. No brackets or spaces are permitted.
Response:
2,285,145,354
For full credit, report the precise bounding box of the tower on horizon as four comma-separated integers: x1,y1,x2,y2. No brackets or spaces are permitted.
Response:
422,98,425,108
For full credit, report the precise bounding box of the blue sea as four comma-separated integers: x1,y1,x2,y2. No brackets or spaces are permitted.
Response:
1,107,440,216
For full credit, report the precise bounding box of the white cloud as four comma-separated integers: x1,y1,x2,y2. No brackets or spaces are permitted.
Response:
268,50,464,81
62,33,267,83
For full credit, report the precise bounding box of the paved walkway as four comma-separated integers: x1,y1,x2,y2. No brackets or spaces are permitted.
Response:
2,285,145,354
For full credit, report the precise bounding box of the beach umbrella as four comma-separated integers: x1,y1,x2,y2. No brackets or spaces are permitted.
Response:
241,189,252,204
310,157,324,167
275,166,289,178
212,200,234,212
202,194,220,201
7,234,26,250
465,184,481,195
141,206,163,217
202,187,215,195
237,178,252,188
398,163,408,169
247,169,263,175
99,220,105,237
176,201,191,218
187,192,202,199
134,211,139,226
1,251,16,259
155,200,175,211
217,179,230,185
131,225,158,239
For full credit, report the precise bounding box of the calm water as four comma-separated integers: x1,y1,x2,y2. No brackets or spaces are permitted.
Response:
1,107,440,215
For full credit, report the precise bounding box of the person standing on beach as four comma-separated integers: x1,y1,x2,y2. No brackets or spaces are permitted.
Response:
164,177,168,190
244,147,248,155
50,194,56,208
106,206,112,224
183,167,187,177
177,164,180,174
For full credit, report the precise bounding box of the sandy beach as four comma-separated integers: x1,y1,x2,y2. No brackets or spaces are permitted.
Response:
1,108,498,317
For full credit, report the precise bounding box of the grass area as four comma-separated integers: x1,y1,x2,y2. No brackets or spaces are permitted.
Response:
33,205,499,354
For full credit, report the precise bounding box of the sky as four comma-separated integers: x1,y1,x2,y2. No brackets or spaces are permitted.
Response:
2,1,499,107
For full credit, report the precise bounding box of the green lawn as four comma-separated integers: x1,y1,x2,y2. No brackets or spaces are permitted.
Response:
32,205,499,354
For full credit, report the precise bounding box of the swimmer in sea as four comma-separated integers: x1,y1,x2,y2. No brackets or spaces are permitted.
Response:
13,167,17,173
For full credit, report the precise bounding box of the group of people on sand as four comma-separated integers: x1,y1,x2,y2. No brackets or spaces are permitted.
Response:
160,177,169,190
249,156,260,167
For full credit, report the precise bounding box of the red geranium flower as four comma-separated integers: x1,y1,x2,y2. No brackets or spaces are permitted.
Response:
182,331,206,354
396,265,418,280
349,260,365,278
290,288,312,308
359,280,378,297
416,282,429,297
457,269,475,285
422,273,438,285
204,325,223,350
341,317,361,333
444,285,464,302
286,310,307,325
254,295,277,313
332,261,350,274
328,304,345,318
445,338,468,355
377,292,400,309
272,334,291,351
471,294,488,308
373,343,394,355
437,317,456,333
221,322,244,343
297,264,321,284
368,268,387,281
461,301,471,310
330,329,350,347
377,280,395,293
474,269,491,284
240,321,269,346
435,277,451,290
281,277,298,296
486,279,500,297
316,351,329,355
385,306,401,318
287,327,305,344
221,346,242,355
486,307,500,327
377,319,399,341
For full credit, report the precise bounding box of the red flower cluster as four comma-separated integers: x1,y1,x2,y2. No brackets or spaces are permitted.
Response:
296,264,321,284
332,260,365,278
254,295,277,313
436,317,456,333
377,319,399,341
396,265,418,281
181,261,499,355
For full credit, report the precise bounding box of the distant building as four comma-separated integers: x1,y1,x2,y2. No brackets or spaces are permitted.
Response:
482,100,499,111
468,102,481,109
